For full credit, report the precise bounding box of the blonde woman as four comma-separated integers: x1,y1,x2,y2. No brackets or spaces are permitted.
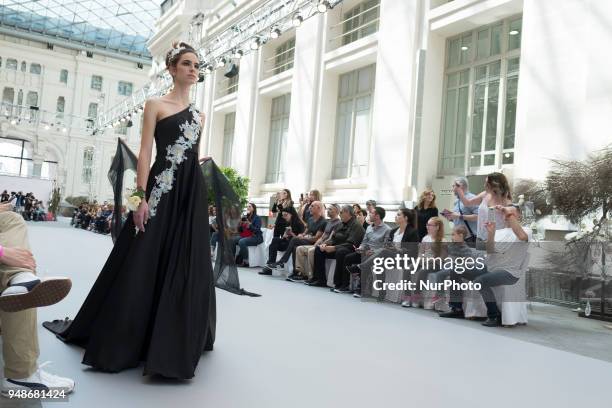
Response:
416,189,439,241
402,216,448,308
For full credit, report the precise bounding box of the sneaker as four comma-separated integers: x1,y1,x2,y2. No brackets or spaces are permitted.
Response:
270,262,284,270
2,363,75,397
258,267,272,275
400,300,412,308
431,295,444,305
0,273,71,313
286,274,305,282
481,317,501,327
305,280,325,287
353,292,362,298
333,287,352,294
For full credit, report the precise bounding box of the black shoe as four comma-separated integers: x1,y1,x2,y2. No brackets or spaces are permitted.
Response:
438,309,465,318
305,280,325,287
482,317,501,327
287,275,306,282
270,262,284,270
333,286,351,294
258,268,272,275
285,273,299,281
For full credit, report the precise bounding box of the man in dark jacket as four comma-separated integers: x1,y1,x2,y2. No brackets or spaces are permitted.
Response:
306,205,365,287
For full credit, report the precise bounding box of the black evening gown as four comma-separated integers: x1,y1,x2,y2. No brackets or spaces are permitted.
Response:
45,105,233,379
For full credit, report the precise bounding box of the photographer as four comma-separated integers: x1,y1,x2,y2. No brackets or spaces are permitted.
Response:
0,190,9,203
230,202,263,267
442,177,478,243
260,206,305,275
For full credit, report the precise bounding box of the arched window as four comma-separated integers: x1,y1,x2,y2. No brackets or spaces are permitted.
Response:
2,88,14,104
20,61,26,72
30,63,41,75
26,91,38,107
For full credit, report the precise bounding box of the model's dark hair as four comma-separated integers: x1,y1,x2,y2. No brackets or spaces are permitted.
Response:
165,41,198,68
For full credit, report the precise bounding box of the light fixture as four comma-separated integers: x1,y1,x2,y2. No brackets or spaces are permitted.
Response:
509,30,519,36
292,13,303,27
205,65,213,74
504,153,510,158
233,49,243,59
107,124,113,129
461,46,469,51
270,28,281,39
62,127,67,132
126,114,131,120
120,117,126,122
10,119,16,125
317,1,330,13
217,57,227,68
44,124,50,130
250,37,261,50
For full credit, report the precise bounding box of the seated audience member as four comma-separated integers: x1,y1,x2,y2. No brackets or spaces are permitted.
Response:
354,208,420,298
231,202,263,267
270,189,294,233
332,206,390,293
0,204,74,395
306,205,365,287
365,199,377,225
298,190,322,224
416,189,439,241
356,208,368,230
0,191,9,203
291,204,341,282
263,201,326,276
402,216,448,308
439,205,531,326
259,206,305,275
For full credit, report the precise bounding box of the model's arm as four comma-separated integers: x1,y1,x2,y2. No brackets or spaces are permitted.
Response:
133,100,157,233
456,189,485,207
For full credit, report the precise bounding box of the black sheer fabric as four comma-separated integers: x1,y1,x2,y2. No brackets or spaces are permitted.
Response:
105,137,257,297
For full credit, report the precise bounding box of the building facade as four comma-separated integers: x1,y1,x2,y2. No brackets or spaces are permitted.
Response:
0,33,151,202
78,0,612,214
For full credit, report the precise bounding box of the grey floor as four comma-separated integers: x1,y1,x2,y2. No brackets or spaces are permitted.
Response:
2,220,612,408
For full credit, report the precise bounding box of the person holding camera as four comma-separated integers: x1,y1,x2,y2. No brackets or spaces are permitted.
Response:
260,206,305,275
230,202,263,267
0,191,9,203
441,177,478,243
438,205,531,326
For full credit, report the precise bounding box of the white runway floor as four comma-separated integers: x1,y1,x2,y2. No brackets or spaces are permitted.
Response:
2,221,612,408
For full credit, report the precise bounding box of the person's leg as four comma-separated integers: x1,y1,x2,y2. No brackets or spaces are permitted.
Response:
473,269,519,320
294,245,308,275
333,247,354,289
210,231,219,250
267,237,282,264
306,246,316,279
238,236,263,261
0,212,39,379
278,238,310,265
308,246,328,284
439,267,488,317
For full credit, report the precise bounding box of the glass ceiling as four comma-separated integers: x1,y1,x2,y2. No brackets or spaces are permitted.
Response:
0,0,160,59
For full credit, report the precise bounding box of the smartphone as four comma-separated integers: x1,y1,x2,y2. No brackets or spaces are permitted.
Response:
487,207,496,223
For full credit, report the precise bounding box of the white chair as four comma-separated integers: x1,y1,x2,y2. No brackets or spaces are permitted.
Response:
462,288,488,318
247,244,267,268
274,251,293,276
492,254,530,326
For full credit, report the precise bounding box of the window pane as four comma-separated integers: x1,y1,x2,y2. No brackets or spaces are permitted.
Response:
447,72,458,88
471,84,485,153
485,79,499,151
508,18,522,50
442,89,457,160
504,76,518,149
456,86,468,158
223,112,235,167
6,59,17,70
20,160,33,177
30,63,41,74
484,154,495,166
460,34,472,65
470,154,481,167
507,57,520,74
333,101,352,179
357,66,374,93
42,162,58,180
0,139,23,158
448,38,460,68
2,88,14,104
26,92,38,107
477,29,489,60
88,103,98,118
60,69,68,83
475,65,487,82
0,157,22,175
490,24,502,56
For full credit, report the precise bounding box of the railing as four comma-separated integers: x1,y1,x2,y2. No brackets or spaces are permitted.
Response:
263,44,295,79
328,1,380,50
0,102,94,133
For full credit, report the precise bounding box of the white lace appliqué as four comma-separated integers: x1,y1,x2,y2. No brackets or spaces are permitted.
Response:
148,105,201,217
